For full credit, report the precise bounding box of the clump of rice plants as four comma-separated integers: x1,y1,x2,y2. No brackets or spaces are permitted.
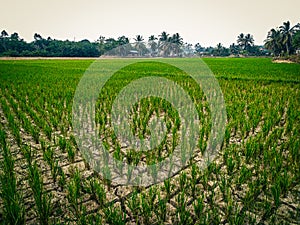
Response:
0,129,25,224
27,162,53,225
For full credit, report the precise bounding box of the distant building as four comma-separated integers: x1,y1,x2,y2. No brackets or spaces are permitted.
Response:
129,50,139,56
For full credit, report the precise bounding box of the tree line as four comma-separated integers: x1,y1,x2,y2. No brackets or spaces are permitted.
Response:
0,21,299,57
0,31,100,57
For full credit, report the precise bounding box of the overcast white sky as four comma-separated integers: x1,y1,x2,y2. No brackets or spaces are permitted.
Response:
1,0,299,47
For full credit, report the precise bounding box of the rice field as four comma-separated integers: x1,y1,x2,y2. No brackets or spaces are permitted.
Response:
0,57,299,224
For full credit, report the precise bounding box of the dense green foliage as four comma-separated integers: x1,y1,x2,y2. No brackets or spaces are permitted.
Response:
264,21,300,56
0,58,299,224
0,31,100,57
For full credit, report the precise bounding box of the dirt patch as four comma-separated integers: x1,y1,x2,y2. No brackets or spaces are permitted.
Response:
273,55,300,64
272,59,295,64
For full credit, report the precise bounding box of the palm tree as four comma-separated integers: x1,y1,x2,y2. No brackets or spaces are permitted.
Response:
279,21,300,55
148,35,157,56
33,33,46,51
0,30,9,51
245,34,254,49
134,35,147,56
97,36,106,55
10,32,20,41
158,31,172,56
148,35,157,42
134,35,144,42
229,43,239,55
264,29,283,56
170,33,183,55
1,30,8,38
157,32,185,56
117,36,130,56
215,43,223,56
237,33,254,54
117,36,129,45
237,33,254,50
170,33,183,45
237,33,245,48
34,33,42,41
159,31,169,42
97,35,105,44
